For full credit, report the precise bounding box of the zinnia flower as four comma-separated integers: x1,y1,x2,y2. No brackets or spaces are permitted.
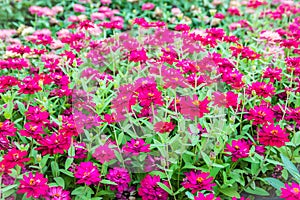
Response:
280,182,300,200
180,95,210,120
258,124,289,147
106,167,131,192
75,161,101,185
45,186,71,200
17,172,49,198
224,139,250,162
138,174,169,200
246,105,274,125
123,138,150,156
3,148,31,168
182,170,216,194
194,193,221,200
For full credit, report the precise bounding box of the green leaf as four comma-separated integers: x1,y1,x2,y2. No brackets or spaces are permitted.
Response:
280,154,300,182
185,191,194,199
219,187,240,198
264,177,285,190
101,179,118,185
54,177,65,189
244,187,270,196
59,169,74,177
65,157,74,170
1,184,18,193
51,161,60,177
71,186,86,195
157,182,173,195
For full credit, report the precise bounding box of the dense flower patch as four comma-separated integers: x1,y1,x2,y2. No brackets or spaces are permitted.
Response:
0,0,300,199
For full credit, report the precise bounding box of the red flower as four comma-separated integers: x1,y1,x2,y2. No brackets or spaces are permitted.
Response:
225,139,250,162
17,172,49,198
3,148,31,168
19,122,45,139
182,170,216,194
75,161,101,185
259,124,289,147
180,95,210,120
280,182,300,200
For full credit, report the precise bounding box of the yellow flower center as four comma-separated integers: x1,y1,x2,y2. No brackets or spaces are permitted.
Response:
29,179,35,185
0,122,3,128
192,100,200,106
148,93,154,97
234,145,240,150
293,187,299,194
271,130,278,135
196,177,204,184
258,111,266,117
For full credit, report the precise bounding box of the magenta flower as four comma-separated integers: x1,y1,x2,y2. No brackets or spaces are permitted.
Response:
180,95,210,120
138,175,169,200
194,193,221,200
93,144,116,164
182,170,216,194
123,138,150,156
45,186,71,200
35,133,71,156
247,82,275,98
75,161,101,185
0,120,16,136
259,124,290,147
280,182,300,200
17,172,49,198
246,105,274,125
106,167,131,192
154,121,175,133
129,49,148,62
224,139,250,162
3,148,31,168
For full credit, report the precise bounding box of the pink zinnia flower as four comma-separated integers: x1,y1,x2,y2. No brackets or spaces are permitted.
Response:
129,49,148,62
259,124,290,147
45,186,71,200
225,139,250,162
106,167,131,192
93,144,116,164
180,95,210,120
262,67,282,82
182,170,216,194
123,138,150,156
138,175,169,200
73,4,85,12
280,182,300,200
195,193,221,200
75,161,101,185
17,172,49,198
142,3,155,10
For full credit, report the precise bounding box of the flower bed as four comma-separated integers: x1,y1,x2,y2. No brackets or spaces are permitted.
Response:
0,0,300,199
